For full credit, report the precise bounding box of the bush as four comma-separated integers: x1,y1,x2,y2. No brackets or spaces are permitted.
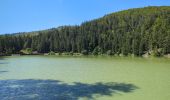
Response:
92,46,101,55
20,48,32,54
69,51,74,55
48,51,55,55
81,50,88,55
106,50,112,55
151,48,164,57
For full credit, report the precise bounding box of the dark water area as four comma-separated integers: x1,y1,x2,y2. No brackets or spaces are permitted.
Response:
0,79,137,100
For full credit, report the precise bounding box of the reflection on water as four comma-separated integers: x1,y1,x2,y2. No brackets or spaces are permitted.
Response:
0,79,138,100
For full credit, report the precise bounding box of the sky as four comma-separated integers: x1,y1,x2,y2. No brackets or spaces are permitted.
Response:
0,0,170,34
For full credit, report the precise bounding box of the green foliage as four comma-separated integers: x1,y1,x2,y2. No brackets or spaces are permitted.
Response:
0,6,170,56
106,50,112,55
48,51,55,55
151,48,164,57
81,50,88,55
69,51,74,55
92,46,102,55
20,48,32,54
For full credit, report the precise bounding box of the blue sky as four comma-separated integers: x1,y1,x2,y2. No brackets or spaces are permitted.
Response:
0,0,170,34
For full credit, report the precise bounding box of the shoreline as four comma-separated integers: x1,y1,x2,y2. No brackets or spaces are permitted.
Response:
1,53,170,59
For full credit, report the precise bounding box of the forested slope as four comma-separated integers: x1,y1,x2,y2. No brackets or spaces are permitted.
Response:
0,6,170,56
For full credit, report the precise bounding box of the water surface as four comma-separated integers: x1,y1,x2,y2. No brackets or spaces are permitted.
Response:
0,56,170,100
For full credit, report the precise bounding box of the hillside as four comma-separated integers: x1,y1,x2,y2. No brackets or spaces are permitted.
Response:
0,6,170,56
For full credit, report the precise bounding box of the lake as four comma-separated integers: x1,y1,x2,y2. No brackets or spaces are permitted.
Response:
0,55,170,100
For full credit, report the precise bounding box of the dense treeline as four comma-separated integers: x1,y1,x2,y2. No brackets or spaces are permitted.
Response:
0,6,170,56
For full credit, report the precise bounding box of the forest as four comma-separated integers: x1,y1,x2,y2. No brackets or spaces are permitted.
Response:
0,6,170,56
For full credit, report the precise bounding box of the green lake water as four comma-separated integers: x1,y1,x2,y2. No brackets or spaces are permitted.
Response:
0,55,170,100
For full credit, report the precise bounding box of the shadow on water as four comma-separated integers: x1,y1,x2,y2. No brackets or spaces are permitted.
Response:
0,62,8,64
0,71,8,74
0,57,8,65
0,79,138,100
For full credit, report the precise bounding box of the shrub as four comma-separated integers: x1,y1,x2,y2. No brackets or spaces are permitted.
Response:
92,46,101,55
81,50,88,55
48,51,55,55
20,48,32,54
106,50,112,55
